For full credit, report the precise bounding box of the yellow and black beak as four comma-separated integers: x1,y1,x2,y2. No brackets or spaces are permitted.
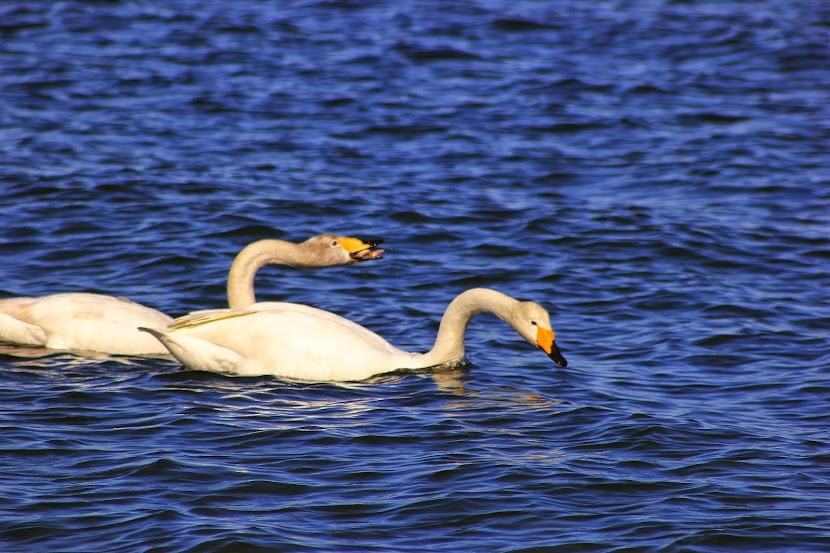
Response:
340,237,384,262
536,326,568,367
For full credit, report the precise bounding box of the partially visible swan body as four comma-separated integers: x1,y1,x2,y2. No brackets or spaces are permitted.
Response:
0,234,383,356
141,288,568,382
0,294,173,356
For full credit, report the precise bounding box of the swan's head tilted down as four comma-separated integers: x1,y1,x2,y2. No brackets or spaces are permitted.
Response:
513,301,568,367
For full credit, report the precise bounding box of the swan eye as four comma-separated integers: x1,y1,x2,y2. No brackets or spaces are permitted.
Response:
331,240,338,247
530,320,537,326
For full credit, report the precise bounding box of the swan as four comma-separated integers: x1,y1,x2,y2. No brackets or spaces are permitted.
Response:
140,288,568,382
0,234,383,356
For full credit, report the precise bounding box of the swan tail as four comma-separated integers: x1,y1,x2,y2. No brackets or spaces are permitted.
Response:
0,313,48,347
139,327,243,374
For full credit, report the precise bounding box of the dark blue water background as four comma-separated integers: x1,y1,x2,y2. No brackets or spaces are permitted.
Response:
1,1,829,551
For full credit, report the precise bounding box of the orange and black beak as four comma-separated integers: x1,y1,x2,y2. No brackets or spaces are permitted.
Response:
536,326,568,367
342,237,384,262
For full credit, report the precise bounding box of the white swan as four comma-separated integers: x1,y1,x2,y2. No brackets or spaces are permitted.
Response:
140,288,568,382
0,234,383,356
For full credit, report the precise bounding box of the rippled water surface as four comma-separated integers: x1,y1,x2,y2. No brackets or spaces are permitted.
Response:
2,1,829,551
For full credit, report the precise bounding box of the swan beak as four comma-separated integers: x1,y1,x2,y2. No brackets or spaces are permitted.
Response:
536,326,568,367
547,341,568,367
342,237,384,262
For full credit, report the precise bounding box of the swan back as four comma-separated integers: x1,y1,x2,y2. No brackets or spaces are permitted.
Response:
164,304,415,381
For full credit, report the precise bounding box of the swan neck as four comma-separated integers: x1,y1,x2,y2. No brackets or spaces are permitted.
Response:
424,288,519,366
227,239,301,309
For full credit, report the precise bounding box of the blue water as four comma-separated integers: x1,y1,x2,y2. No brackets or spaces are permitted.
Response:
2,1,829,551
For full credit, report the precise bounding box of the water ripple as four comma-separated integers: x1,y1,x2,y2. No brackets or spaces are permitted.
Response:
2,0,830,551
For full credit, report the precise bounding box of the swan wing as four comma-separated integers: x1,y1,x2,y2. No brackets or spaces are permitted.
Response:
168,302,367,330
167,308,253,330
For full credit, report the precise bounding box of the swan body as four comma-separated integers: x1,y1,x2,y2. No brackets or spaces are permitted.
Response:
142,288,568,382
0,293,173,355
0,233,382,356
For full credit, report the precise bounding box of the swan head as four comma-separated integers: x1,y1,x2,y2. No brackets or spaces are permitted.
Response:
306,234,384,265
516,301,568,367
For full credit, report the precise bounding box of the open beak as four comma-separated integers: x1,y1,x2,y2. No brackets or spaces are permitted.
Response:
341,237,384,262
536,326,568,367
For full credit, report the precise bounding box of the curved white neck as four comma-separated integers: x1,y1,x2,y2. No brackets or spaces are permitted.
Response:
419,288,520,366
226,239,308,309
